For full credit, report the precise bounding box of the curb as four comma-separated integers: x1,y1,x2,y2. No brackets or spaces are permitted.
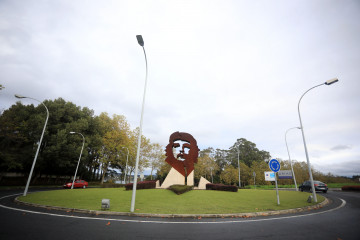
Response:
14,196,329,219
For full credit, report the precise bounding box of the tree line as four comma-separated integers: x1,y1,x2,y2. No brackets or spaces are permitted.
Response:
0,98,164,184
156,138,353,186
0,97,353,186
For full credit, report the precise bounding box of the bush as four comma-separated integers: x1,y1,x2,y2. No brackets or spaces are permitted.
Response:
341,185,360,191
168,185,193,195
125,180,156,190
101,183,124,188
206,183,238,192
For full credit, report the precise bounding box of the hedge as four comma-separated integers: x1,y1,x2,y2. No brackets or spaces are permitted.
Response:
341,185,360,191
101,183,124,188
206,183,238,192
125,180,157,190
168,184,193,195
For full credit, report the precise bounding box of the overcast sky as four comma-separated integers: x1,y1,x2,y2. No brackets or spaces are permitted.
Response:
1,0,359,177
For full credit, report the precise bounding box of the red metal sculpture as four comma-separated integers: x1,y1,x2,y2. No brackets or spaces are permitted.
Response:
165,131,199,177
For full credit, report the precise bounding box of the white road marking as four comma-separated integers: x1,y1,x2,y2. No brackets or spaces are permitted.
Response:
0,193,346,224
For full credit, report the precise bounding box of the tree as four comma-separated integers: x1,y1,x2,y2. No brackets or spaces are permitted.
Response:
0,98,168,185
98,113,130,184
0,102,37,175
250,161,271,186
228,138,271,168
220,165,238,185
0,99,104,184
214,148,229,171
195,149,219,182
127,127,152,175
147,143,165,180
156,158,171,183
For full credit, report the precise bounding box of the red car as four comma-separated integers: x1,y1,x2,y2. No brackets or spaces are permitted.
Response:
63,180,88,189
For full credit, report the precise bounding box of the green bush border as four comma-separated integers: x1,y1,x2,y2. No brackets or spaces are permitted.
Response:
341,185,360,191
125,180,156,190
206,183,238,192
168,185,193,195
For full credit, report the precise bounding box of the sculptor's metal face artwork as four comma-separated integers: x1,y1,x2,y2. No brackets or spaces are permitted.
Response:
165,132,199,177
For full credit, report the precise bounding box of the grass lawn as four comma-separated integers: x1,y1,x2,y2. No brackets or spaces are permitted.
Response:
18,188,325,214
326,183,360,188
245,182,360,189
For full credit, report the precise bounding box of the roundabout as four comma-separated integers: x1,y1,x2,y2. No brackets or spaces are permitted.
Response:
12,188,328,217
1,188,358,240
0,188,344,223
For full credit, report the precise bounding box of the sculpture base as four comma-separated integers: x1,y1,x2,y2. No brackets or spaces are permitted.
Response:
196,176,211,190
160,167,194,188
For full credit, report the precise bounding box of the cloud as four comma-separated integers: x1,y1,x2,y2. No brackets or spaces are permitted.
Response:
1,0,360,178
331,145,352,151
313,160,360,177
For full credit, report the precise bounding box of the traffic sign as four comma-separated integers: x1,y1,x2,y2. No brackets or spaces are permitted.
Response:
269,159,281,172
264,171,275,181
278,170,292,179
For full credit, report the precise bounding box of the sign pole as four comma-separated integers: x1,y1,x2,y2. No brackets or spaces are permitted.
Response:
275,172,280,205
253,171,256,189
269,159,281,205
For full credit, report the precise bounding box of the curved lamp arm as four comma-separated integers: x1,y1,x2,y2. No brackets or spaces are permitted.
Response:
15,94,49,196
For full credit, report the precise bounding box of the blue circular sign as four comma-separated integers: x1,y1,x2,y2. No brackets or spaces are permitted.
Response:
269,159,281,172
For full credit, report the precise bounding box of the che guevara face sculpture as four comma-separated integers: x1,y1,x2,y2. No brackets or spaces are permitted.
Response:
165,132,199,177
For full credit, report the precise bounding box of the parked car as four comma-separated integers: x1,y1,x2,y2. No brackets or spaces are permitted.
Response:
63,180,88,189
299,180,328,193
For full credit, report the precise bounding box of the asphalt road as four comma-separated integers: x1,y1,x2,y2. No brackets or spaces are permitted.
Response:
0,189,359,240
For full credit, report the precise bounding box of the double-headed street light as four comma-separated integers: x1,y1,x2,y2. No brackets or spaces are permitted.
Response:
131,35,148,213
69,132,85,189
15,94,49,196
298,78,338,202
285,127,300,191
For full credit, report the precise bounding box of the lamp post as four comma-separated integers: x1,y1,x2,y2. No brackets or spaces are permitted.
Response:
69,132,85,189
298,78,338,202
236,146,241,188
15,94,49,197
285,127,300,191
122,146,129,184
130,35,148,213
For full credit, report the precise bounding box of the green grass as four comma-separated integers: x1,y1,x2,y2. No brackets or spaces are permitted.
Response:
326,183,360,188
18,188,325,214
245,185,296,189
245,182,360,189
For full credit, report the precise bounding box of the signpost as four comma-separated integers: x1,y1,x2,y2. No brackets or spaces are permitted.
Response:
253,171,256,189
269,159,280,205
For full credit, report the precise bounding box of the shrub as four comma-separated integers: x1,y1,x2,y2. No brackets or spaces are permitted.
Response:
125,180,156,190
341,185,360,191
101,183,124,188
168,185,193,195
206,183,238,192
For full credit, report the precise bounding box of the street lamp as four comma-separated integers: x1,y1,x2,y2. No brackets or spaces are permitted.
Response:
298,78,338,202
15,94,49,196
131,35,148,213
121,146,129,184
69,132,85,189
236,146,241,188
285,127,301,191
